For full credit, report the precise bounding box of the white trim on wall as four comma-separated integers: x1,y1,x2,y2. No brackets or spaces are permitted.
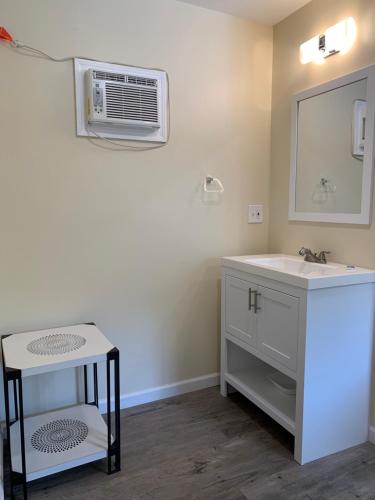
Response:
98,372,219,413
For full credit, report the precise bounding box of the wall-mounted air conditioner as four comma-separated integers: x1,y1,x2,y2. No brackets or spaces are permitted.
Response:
74,59,168,143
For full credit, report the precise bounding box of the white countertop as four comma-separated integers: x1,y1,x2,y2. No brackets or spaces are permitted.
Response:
222,254,375,290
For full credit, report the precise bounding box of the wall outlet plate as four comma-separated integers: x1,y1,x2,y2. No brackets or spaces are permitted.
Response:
248,204,264,224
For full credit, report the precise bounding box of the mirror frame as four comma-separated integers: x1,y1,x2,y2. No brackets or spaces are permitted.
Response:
289,64,375,224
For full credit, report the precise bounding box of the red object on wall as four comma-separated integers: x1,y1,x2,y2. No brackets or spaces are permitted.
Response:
0,27,13,42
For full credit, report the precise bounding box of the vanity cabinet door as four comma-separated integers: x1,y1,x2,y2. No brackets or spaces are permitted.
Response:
225,276,257,347
256,286,299,371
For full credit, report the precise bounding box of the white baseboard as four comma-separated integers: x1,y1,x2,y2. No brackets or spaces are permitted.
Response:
369,426,375,445
98,372,219,413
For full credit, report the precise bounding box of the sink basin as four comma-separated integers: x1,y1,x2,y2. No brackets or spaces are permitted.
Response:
222,254,375,289
246,257,337,277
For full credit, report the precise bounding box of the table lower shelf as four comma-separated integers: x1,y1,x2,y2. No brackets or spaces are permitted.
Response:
10,404,110,482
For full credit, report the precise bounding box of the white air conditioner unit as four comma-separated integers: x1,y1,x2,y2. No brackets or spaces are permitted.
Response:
86,69,161,129
74,59,168,143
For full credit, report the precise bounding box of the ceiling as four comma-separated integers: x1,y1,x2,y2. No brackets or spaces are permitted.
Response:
177,0,311,25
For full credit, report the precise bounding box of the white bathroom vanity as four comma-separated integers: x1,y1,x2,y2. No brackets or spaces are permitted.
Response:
221,254,375,464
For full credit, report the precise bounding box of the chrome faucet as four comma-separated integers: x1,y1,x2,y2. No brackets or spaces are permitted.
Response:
299,247,331,264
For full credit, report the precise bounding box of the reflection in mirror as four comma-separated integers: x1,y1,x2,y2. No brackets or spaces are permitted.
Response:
296,79,366,214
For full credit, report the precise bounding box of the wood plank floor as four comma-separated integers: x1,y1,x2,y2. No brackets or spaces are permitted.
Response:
16,387,375,499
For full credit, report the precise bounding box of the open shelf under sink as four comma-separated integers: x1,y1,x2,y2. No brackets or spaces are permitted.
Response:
225,339,296,435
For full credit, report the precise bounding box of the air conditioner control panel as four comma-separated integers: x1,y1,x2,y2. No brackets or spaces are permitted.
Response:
93,83,104,114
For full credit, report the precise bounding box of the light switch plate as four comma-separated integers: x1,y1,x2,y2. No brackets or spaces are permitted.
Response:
248,205,264,224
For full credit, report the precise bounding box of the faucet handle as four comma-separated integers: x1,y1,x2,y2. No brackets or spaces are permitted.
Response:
318,250,331,263
298,247,311,256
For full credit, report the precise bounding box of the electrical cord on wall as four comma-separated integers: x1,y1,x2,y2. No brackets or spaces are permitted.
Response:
1,32,170,152
88,129,170,152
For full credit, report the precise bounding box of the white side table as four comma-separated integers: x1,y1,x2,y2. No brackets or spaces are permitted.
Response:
1,322,121,499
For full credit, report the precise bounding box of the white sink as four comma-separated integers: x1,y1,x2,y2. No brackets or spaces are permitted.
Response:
222,254,375,289
246,256,337,276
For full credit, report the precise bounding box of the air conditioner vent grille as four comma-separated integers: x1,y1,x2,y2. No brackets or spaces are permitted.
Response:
93,71,158,88
127,76,158,87
93,71,126,83
105,83,159,123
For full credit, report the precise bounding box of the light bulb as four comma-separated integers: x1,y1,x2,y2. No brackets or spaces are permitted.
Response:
300,18,357,64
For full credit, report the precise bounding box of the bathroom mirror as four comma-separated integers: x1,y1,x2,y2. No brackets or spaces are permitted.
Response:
289,65,375,224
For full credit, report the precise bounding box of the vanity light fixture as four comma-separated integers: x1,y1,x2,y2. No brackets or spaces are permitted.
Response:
300,17,357,64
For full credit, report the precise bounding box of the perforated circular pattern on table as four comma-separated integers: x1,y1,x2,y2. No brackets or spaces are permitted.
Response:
26,333,86,356
31,419,89,454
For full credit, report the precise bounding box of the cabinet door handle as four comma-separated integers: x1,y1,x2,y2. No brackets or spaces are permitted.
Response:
248,288,252,311
254,292,262,313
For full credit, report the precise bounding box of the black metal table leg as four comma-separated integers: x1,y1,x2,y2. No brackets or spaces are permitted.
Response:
2,341,13,499
84,365,88,404
106,348,121,474
114,350,121,471
2,365,28,499
106,354,111,475
93,363,98,408
18,376,28,499
13,379,19,421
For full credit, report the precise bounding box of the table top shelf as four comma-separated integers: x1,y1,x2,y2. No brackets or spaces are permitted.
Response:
2,324,114,377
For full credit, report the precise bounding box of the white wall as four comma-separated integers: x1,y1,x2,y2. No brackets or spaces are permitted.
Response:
0,0,273,414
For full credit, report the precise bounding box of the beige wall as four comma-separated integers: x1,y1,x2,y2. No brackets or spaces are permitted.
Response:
0,0,272,412
269,0,375,422
270,0,375,266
